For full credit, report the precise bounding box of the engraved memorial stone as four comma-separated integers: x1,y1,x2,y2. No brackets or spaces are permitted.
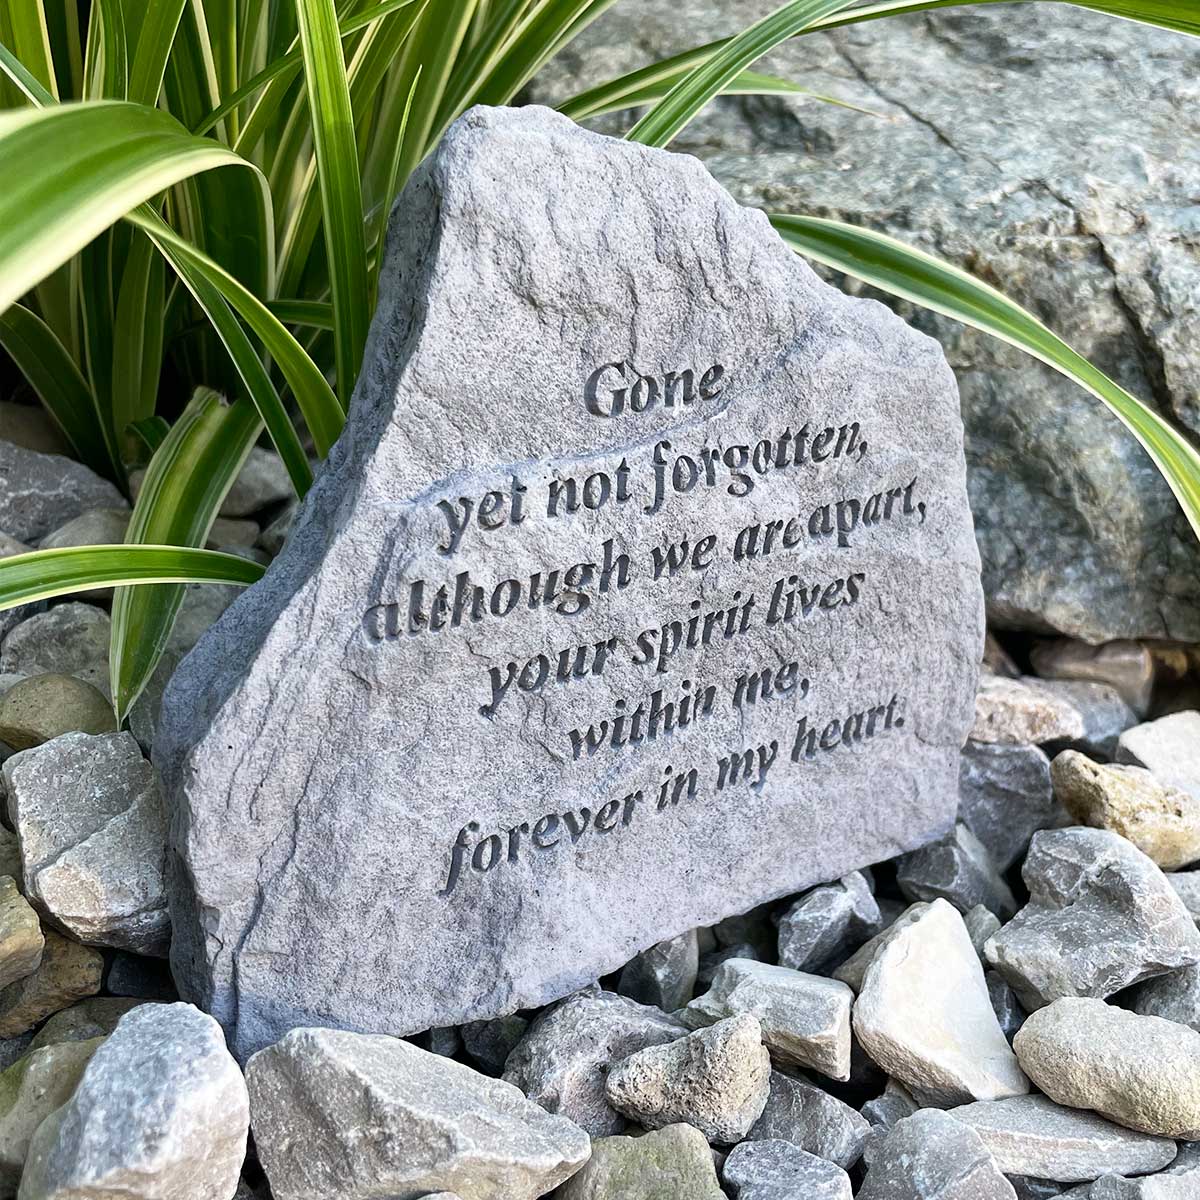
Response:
157,105,984,1059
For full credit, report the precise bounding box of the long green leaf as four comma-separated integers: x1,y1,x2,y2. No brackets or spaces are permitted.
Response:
127,0,187,104
769,213,1200,542
0,101,250,316
83,0,128,99
8,0,58,99
293,0,368,407
110,387,262,721
0,303,116,477
111,228,166,462
0,544,263,611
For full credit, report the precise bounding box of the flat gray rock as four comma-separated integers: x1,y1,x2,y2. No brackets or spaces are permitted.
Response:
858,1109,1017,1199
959,741,1057,872
1015,997,1200,1139
985,827,1200,1010
503,989,686,1136
746,1068,871,1168
605,1012,770,1143
723,1138,852,1199
247,1026,590,1200
1167,872,1200,925
950,1095,1178,1183
685,959,853,1081
1117,713,1200,800
19,1003,248,1200
157,105,983,1059
895,822,1016,919
0,441,124,544
4,732,169,955
220,447,293,517
777,871,880,972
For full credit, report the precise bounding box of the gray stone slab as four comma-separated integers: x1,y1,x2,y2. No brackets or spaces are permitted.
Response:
157,105,983,1059
0,441,125,545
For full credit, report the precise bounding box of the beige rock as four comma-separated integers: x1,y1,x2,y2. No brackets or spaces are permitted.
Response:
0,403,70,456
0,675,115,750
1052,750,1200,870
29,997,144,1050
1015,997,1200,1139
0,834,20,886
554,1123,724,1199
973,674,1085,745
0,930,102,1037
1030,640,1156,718
0,878,42,992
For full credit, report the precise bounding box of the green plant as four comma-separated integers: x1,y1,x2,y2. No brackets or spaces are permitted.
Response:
0,0,1197,724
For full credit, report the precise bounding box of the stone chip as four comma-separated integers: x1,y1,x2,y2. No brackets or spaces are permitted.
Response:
722,1138,853,1199
746,1068,870,1168
553,1123,723,1199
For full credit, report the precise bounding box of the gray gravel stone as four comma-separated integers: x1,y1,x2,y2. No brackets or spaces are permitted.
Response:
617,929,699,1012
247,1026,589,1200
0,603,110,696
777,872,881,972
0,441,125,544
950,1095,1178,1183
1133,964,1200,1032
29,997,145,1050
959,741,1057,872
1088,1142,1200,1198
967,907,1003,956
19,1004,246,1200
854,899,1028,1106
4,732,169,955
258,501,298,556
605,1012,770,1143
858,1109,1017,1199
1015,997,1200,1139
973,676,1085,746
895,822,1016,919
0,930,102,1038
220,447,293,517
1167,873,1200,925
746,1068,871,1168
834,903,930,993
1117,713,1200,800
0,674,115,751
38,510,132,603
503,989,686,1136
0,876,41,991
723,1138,853,1199
158,103,983,1060
984,827,1200,1010
1052,751,1200,870
0,536,39,646
1035,681,1137,761
1030,642,1156,719
987,972,1026,1044
554,1122,723,1199
685,959,853,1081
0,1035,30,1073
698,942,759,988
460,1014,528,1075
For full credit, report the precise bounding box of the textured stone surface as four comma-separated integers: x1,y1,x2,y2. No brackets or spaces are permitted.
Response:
0,930,102,1038
1167,872,1200,925
531,2,1200,643
220,447,293,517
1133,964,1200,1031
854,899,1028,1106
896,822,1015,918
0,877,41,991
746,1068,870,1168
959,741,1057,871
723,1138,852,1199
973,676,1085,746
777,871,880,971
0,441,125,544
950,1095,1178,1183
19,1003,248,1200
0,603,110,696
987,972,1026,1043
0,674,114,751
1117,713,1200,799
834,903,930,993
1088,1143,1200,1198
554,1123,723,1199
984,827,1200,1010
158,105,983,1059
967,906,1002,956
1030,642,1156,719
1015,997,1200,1139
1052,750,1200,870
39,508,130,550
605,1013,769,1142
29,997,144,1050
247,1026,589,1200
5,732,169,955
617,929,698,1011
0,1036,102,1193
0,833,15,889
685,959,853,1080
460,1014,528,1075
1034,681,1137,761
503,990,686,1136
858,1109,1017,1199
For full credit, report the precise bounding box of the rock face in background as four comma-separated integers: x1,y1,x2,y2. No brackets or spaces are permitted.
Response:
530,3,1200,642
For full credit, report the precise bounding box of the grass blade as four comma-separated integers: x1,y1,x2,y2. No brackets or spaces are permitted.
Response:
0,544,263,611
0,101,252,316
268,298,334,329
293,0,369,407
127,0,187,104
110,386,262,720
8,0,58,99
769,213,1200,542
111,227,166,462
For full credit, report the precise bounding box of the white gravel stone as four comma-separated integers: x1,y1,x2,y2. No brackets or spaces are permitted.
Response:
19,1003,248,1200
503,989,686,1136
685,959,853,1081
4,732,169,955
854,899,1029,1107
777,872,880,972
984,828,1200,1010
1015,997,1200,1139
746,1068,871,1168
723,1138,852,1199
949,1095,1179,1183
973,675,1085,746
605,1013,769,1143
1117,713,1200,800
959,741,1057,871
247,1026,589,1200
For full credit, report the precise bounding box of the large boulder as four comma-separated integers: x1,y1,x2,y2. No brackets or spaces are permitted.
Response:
529,2,1200,642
